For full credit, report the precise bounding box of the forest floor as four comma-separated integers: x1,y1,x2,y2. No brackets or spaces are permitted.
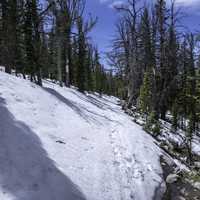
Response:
0,71,199,200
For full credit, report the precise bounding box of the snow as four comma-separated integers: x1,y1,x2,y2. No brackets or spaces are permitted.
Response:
160,121,200,157
133,112,200,158
0,72,165,200
193,135,200,156
0,66,5,72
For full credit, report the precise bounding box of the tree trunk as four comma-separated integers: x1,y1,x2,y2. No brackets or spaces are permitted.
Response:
56,36,63,87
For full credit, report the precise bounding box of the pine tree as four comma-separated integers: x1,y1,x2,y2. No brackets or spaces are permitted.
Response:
156,0,168,119
139,71,152,115
24,0,35,81
76,17,86,92
94,49,103,95
85,44,95,91
139,7,154,72
171,99,178,131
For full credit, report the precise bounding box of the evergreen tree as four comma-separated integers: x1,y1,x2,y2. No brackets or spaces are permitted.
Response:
155,0,169,119
139,71,152,115
94,49,103,95
77,17,86,92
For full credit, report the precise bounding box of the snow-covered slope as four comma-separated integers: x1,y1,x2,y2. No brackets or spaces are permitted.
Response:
0,72,165,200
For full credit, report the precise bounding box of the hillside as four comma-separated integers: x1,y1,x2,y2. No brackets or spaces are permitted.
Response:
0,72,168,200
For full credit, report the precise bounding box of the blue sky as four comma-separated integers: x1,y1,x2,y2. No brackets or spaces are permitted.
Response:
85,0,118,57
85,0,200,63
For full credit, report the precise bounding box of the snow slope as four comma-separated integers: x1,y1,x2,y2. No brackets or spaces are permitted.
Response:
0,72,165,200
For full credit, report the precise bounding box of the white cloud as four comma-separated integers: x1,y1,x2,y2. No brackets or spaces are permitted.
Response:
99,0,125,9
177,0,199,4
109,0,124,9
167,0,200,6
100,0,200,9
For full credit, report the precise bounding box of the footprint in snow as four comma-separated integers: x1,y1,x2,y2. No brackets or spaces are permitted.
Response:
32,183,39,191
15,98,22,102
84,148,89,152
81,136,89,141
77,166,84,170
113,161,120,166
125,157,132,163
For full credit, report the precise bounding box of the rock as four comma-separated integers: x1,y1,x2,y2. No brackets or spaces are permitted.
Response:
166,174,179,184
180,188,186,195
193,182,200,190
194,162,200,169
163,145,169,151
178,196,186,200
168,142,175,151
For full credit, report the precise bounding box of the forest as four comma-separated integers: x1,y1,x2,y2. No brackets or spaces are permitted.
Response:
108,0,200,165
0,0,200,164
0,0,117,94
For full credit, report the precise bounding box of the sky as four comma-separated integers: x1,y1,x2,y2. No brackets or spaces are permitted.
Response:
84,0,200,64
84,0,118,59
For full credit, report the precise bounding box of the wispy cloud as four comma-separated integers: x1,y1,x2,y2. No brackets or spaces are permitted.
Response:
167,0,200,6
100,0,200,10
99,0,124,9
168,0,200,14
109,0,124,9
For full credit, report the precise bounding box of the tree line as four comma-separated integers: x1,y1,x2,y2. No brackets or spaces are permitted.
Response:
108,0,200,163
0,0,118,95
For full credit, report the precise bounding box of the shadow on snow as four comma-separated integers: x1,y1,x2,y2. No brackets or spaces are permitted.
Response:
43,87,121,125
0,97,87,200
